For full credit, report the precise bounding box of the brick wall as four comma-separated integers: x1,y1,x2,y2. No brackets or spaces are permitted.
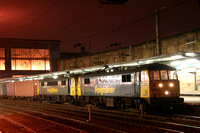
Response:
58,30,200,71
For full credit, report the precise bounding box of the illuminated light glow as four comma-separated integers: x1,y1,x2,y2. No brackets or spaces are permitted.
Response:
165,91,169,95
34,77,44,80
122,62,138,67
170,55,183,60
137,61,143,64
51,72,65,76
38,76,44,79
109,54,185,68
0,59,5,70
25,78,31,81
46,60,50,70
64,74,69,77
145,60,154,64
185,52,196,57
70,69,82,74
32,66,36,70
171,59,199,66
169,83,174,87
158,83,163,87
12,60,50,70
52,75,58,79
110,62,138,68
185,41,195,45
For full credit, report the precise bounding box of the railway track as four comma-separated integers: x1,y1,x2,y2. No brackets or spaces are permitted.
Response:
0,113,34,133
0,107,86,133
0,100,125,133
0,99,200,132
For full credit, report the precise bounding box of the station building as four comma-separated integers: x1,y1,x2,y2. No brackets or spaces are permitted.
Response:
58,29,200,95
0,38,60,79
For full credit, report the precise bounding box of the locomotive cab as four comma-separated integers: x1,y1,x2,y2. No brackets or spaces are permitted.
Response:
140,64,184,110
139,64,184,111
149,70,180,98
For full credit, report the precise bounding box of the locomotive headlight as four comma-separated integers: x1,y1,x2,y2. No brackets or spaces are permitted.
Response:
165,91,169,95
158,83,163,88
169,83,174,87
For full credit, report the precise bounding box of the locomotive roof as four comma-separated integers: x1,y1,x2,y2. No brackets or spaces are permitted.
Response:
139,63,176,70
81,63,176,77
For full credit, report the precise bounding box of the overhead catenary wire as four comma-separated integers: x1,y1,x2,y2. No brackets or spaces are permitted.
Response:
61,0,196,52
35,0,62,22
22,0,62,36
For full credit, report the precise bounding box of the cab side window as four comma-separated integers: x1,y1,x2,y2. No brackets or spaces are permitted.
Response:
168,70,178,80
150,71,160,80
141,70,149,81
122,74,131,82
160,70,168,80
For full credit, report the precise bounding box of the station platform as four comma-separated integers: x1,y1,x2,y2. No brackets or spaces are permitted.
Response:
180,90,200,105
181,96,200,105
181,90,200,96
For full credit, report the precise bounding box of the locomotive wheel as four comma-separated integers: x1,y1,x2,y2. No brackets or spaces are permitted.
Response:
60,97,65,104
116,99,126,110
94,101,100,107
92,98,100,107
69,97,75,105
78,96,86,106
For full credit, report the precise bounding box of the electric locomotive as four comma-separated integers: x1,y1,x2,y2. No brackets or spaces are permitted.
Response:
74,63,183,110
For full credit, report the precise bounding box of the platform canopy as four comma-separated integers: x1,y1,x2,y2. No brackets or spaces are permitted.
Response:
0,52,200,83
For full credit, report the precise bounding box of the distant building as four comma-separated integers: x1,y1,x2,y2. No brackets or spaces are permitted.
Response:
0,38,60,78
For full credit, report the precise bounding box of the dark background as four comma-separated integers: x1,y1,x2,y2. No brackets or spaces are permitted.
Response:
0,0,199,52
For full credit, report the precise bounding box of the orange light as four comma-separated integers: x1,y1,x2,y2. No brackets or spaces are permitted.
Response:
158,83,163,87
165,91,169,95
169,83,174,87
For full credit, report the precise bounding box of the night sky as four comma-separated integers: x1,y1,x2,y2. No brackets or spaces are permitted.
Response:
0,0,199,52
